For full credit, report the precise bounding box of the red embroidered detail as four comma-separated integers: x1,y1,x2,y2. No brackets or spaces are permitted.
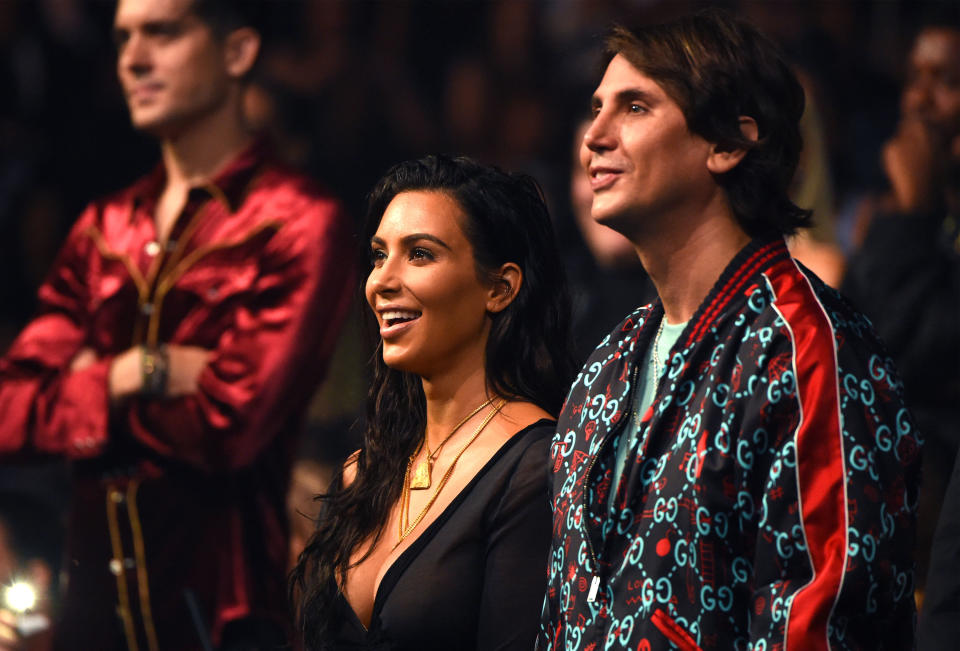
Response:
651,609,703,651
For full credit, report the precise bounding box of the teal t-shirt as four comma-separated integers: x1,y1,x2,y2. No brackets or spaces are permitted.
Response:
608,318,687,509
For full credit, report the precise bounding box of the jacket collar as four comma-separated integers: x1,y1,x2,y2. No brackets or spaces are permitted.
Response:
127,138,268,216
683,232,789,345
611,233,790,357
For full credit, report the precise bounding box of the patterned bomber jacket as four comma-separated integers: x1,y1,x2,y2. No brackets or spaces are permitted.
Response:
540,236,921,650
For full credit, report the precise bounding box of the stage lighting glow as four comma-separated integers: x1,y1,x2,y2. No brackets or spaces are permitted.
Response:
4,581,37,614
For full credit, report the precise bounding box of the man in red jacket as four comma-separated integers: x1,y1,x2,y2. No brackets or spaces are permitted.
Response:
0,0,353,648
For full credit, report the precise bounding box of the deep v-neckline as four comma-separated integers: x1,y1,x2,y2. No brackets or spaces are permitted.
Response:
340,419,553,633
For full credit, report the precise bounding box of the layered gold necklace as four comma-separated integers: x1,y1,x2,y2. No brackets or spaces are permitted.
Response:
409,397,494,490
397,398,506,545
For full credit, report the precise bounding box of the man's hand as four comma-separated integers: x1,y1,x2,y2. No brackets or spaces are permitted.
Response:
107,347,141,399
165,346,211,397
0,610,22,651
106,345,212,400
68,348,97,373
882,116,947,214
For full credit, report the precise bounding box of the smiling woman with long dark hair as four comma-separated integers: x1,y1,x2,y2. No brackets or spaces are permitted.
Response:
289,155,575,650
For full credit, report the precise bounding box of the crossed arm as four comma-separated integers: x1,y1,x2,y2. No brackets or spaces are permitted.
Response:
0,199,353,469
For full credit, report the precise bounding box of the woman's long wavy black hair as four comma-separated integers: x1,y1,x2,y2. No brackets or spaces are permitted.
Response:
289,155,575,648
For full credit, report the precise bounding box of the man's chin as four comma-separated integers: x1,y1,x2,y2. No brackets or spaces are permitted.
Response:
129,113,187,141
591,203,634,236
591,204,658,248
130,111,168,134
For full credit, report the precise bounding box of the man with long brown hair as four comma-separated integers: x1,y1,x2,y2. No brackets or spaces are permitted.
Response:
541,11,919,650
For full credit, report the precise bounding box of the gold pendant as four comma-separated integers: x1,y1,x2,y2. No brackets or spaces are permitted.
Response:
409,457,432,489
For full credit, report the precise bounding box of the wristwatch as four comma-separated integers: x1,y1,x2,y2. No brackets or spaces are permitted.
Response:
141,345,169,397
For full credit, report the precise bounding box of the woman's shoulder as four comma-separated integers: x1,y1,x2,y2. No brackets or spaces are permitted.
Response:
506,418,554,467
483,415,555,489
477,417,554,529
511,417,556,448
501,398,556,448
498,399,553,428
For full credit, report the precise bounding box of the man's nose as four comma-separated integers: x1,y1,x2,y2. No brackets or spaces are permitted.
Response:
118,33,152,75
582,110,616,152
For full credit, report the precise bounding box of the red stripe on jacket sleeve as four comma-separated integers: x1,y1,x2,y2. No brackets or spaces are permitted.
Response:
766,259,848,650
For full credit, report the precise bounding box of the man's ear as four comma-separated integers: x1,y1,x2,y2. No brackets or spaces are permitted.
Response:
707,116,759,174
486,263,523,314
224,27,261,79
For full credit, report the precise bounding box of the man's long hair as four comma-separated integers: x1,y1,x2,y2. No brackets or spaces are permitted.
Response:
606,9,811,236
288,155,575,648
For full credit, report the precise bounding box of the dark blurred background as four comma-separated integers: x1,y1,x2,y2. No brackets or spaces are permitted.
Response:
0,0,940,352
0,0,944,426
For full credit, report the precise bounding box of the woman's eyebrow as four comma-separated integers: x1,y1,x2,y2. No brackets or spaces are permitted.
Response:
402,233,452,250
370,233,452,250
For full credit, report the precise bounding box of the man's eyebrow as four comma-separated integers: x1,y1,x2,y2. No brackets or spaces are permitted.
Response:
614,89,660,106
591,88,659,109
369,233,453,250
141,18,184,33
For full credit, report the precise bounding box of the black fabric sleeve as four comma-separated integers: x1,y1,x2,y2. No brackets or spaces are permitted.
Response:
477,428,552,651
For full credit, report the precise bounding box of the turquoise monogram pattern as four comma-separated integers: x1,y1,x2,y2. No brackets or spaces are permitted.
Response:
540,237,920,651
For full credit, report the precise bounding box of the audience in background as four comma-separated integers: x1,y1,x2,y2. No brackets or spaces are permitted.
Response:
843,14,960,601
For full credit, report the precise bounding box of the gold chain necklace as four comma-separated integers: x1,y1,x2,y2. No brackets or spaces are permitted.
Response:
651,317,666,395
633,317,666,431
409,397,495,490
397,398,507,546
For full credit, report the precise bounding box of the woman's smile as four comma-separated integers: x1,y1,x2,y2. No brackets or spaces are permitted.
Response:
377,308,422,338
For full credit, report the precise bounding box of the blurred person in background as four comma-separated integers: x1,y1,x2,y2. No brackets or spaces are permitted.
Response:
841,12,960,614
785,72,847,288
0,0,353,649
736,1,848,289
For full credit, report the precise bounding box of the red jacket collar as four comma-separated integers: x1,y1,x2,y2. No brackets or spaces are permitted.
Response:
128,138,269,215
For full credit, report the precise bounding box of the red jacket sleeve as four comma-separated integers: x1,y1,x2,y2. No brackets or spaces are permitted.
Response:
0,204,113,458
